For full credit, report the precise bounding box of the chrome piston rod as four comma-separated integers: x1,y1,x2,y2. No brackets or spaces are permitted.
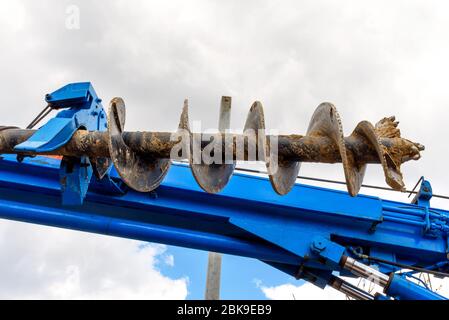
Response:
328,275,374,300
340,256,390,287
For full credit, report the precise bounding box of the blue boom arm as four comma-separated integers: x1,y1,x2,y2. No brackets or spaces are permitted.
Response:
0,154,447,299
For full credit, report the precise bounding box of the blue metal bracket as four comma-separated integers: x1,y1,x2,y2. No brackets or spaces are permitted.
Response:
14,82,109,205
89,165,128,196
59,156,93,205
14,82,107,152
310,236,346,269
409,178,449,238
412,178,433,208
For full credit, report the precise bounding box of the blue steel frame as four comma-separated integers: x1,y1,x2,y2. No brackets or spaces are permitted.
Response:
0,154,448,299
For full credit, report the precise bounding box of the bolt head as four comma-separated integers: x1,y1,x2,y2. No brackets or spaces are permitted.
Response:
313,239,326,251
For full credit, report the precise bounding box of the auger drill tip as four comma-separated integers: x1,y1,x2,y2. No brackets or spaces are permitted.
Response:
416,143,425,151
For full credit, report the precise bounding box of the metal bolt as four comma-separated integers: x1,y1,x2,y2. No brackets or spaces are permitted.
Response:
313,239,326,252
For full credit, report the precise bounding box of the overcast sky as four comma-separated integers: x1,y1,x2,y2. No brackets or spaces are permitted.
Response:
1,0,449,299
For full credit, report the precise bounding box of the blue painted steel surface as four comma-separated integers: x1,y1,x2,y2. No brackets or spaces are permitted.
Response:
14,82,108,205
386,274,446,300
59,155,94,205
14,82,106,153
0,154,448,299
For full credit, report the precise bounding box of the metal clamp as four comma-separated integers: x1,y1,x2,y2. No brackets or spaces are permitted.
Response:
14,82,107,153
15,82,110,205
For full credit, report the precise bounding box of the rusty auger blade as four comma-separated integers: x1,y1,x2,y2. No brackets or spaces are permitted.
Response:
161,99,423,196
179,97,236,194
304,103,422,196
0,98,424,197
107,97,170,192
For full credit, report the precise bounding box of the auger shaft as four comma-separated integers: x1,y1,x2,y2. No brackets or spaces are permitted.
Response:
1,82,424,198
0,128,419,165
0,96,425,196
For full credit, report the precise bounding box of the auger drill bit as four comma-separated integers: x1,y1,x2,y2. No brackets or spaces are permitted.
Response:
0,97,424,196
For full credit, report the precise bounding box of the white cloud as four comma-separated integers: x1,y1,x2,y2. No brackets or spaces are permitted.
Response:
0,1,26,31
410,275,449,299
260,282,345,300
164,254,175,267
0,220,188,299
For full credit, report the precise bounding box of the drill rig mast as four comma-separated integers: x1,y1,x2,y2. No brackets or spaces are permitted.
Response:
0,82,446,300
